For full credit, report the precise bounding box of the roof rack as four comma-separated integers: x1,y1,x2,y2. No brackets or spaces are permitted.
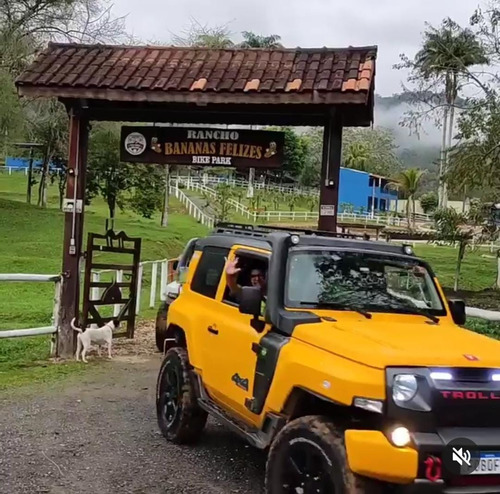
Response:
213,222,370,241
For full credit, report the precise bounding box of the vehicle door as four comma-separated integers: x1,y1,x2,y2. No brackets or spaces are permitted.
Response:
186,244,231,402
204,246,272,425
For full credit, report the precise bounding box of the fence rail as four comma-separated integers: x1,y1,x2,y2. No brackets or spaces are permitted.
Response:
0,166,29,175
171,184,215,228
90,257,178,316
178,179,413,226
0,274,61,356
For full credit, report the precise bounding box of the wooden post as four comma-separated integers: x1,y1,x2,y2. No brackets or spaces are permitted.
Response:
57,110,89,358
318,110,343,232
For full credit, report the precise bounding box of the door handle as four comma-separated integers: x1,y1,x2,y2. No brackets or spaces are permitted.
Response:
207,325,218,335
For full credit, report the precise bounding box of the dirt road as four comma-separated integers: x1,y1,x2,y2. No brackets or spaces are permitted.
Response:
0,353,266,494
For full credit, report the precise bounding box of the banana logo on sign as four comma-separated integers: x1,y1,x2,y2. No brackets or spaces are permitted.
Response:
264,141,277,158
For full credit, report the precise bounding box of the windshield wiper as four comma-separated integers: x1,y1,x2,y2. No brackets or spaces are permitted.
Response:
392,306,440,324
300,302,372,319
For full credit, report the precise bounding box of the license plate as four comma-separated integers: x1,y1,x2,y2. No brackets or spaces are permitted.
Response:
470,452,500,475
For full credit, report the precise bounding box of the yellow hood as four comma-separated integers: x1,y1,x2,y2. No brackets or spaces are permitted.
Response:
292,312,500,370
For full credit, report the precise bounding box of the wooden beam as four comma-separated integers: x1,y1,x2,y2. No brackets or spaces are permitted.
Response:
57,110,89,358
318,110,343,232
17,85,370,106
68,100,372,127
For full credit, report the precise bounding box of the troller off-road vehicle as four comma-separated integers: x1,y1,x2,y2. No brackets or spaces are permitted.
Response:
156,222,500,493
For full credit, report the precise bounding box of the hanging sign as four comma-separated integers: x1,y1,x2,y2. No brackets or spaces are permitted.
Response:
120,126,285,169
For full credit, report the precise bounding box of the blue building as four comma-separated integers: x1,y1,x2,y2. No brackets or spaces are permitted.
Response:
338,167,399,214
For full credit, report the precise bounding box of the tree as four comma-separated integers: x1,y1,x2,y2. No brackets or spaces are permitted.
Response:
342,127,402,177
161,164,171,227
87,123,134,222
396,18,488,208
171,18,234,48
49,156,68,210
211,183,234,222
264,127,309,178
25,98,68,208
446,95,500,201
129,164,165,220
239,31,282,48
397,168,426,230
432,207,472,291
419,191,439,214
0,0,129,70
344,142,370,171
0,69,25,151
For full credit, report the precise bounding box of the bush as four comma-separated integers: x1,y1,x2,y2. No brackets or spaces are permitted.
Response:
420,192,438,214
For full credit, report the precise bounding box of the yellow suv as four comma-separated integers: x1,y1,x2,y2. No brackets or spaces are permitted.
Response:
156,222,500,493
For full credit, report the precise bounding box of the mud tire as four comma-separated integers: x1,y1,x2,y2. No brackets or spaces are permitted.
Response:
156,347,208,444
265,415,384,494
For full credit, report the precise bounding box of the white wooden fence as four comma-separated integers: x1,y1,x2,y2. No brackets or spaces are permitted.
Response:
0,167,29,175
177,174,318,196
170,184,215,228
179,179,410,226
0,273,61,355
89,257,179,316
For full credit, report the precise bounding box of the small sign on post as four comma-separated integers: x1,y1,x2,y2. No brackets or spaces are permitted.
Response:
62,198,83,213
320,204,336,216
120,126,285,169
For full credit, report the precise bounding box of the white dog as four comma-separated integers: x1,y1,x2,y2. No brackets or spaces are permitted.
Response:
71,317,119,363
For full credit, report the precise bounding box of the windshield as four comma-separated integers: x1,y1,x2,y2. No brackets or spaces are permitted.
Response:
285,249,446,315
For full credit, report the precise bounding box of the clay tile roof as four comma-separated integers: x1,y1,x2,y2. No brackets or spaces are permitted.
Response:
15,42,377,105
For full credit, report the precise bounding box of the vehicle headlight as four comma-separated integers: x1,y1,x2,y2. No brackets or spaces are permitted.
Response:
393,374,418,403
390,426,411,447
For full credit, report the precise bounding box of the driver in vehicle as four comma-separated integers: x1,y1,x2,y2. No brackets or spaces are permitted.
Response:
225,257,267,313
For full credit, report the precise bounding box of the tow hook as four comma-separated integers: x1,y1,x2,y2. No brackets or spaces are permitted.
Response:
424,456,442,482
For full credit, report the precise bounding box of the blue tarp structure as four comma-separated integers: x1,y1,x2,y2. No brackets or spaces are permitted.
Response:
4,156,60,171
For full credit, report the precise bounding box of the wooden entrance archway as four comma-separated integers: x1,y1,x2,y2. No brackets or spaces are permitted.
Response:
15,42,377,357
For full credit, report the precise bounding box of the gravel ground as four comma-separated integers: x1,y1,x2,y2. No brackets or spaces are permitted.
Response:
0,323,266,494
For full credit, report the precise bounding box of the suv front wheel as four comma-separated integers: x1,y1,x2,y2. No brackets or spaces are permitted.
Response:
156,347,208,444
265,416,383,493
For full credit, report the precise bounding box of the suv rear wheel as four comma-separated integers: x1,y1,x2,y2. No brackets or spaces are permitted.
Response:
265,416,383,493
156,347,208,444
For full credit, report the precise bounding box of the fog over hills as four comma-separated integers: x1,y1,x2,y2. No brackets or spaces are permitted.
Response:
374,94,443,169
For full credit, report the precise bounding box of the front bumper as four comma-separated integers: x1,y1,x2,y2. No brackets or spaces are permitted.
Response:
345,428,500,493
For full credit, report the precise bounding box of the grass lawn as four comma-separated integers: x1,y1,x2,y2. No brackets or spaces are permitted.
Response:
0,172,210,389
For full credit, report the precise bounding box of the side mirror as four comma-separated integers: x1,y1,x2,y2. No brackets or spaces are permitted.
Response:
239,286,262,316
172,260,179,271
448,299,466,325
239,286,266,333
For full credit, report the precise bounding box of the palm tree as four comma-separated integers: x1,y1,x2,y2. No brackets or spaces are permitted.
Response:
413,18,488,208
239,31,282,49
344,142,370,171
397,169,426,231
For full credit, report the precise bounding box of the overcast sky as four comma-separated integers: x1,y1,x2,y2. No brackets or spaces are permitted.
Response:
110,0,482,96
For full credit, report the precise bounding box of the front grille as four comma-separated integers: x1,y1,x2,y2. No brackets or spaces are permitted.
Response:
386,367,500,431
450,367,497,383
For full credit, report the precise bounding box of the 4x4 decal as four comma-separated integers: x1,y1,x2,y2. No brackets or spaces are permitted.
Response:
232,373,249,391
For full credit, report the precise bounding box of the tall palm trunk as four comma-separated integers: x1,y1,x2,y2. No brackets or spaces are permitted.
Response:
406,198,412,231
438,105,449,208
444,101,456,209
